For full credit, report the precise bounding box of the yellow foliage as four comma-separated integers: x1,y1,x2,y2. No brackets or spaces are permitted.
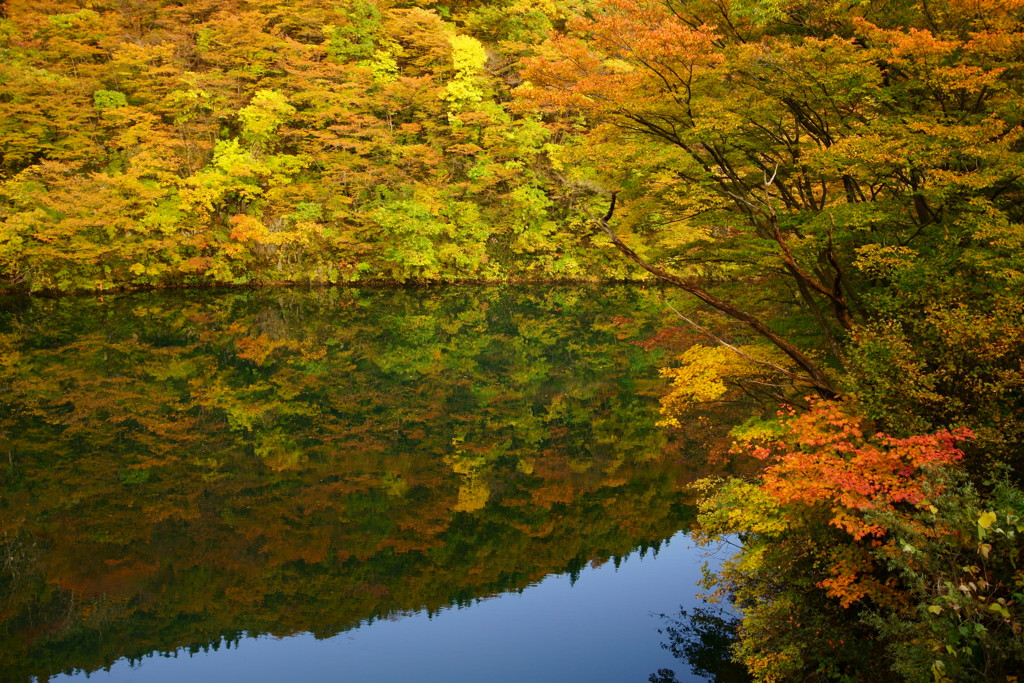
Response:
657,344,790,426
454,477,491,513
853,244,918,276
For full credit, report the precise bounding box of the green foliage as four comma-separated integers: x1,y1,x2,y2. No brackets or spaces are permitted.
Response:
850,295,1024,466
370,198,446,277
237,90,295,148
324,0,383,61
92,89,128,110
869,469,1024,682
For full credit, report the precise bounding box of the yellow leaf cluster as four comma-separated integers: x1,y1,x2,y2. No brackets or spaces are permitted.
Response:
657,344,789,426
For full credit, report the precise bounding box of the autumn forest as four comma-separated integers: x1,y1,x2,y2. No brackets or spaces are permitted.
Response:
2,0,1024,681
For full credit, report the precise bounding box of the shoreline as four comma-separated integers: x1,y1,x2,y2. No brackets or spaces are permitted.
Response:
0,277,656,298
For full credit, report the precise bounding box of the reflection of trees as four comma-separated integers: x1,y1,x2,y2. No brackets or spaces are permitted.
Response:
0,286,742,682
651,606,751,683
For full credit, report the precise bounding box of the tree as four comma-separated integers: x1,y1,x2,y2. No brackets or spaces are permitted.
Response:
518,0,1024,408
691,399,1024,681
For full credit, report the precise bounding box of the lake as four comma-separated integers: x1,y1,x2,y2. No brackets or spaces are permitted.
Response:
0,285,746,682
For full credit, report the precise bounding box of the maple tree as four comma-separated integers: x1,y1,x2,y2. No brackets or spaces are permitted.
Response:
695,400,1022,681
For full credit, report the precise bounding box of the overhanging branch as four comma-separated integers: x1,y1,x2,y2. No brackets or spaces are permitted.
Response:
589,193,837,398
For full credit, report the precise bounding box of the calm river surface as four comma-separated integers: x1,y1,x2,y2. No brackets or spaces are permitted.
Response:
0,286,742,682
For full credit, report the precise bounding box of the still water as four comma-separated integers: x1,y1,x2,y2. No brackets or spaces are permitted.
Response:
0,286,742,682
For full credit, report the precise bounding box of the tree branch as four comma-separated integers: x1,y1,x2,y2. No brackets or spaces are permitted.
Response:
589,195,838,398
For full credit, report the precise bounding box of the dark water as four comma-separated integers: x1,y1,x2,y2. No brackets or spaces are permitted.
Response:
0,286,742,682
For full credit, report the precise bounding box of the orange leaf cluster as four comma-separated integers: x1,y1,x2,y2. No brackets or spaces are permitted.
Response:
741,401,974,607
758,401,971,540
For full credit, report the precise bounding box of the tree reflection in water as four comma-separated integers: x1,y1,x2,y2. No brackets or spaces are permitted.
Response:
651,605,751,683
0,285,750,682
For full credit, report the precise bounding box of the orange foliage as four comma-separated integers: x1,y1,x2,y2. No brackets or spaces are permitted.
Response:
756,401,971,539
745,400,972,606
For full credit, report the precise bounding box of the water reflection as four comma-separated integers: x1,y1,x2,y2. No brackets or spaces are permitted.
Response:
0,286,741,682
651,605,751,683
56,533,714,683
